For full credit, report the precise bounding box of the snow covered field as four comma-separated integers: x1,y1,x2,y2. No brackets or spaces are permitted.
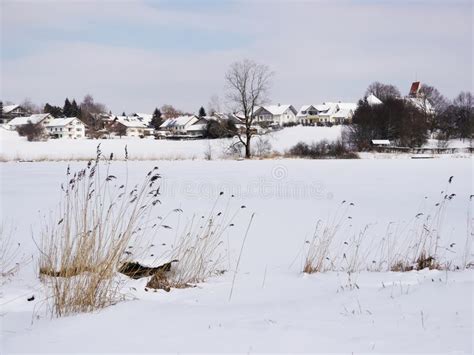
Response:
1,158,472,353
0,126,344,161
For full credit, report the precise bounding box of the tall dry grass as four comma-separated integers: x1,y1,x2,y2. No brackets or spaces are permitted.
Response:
303,177,471,274
1,224,27,284
38,146,162,317
167,193,248,287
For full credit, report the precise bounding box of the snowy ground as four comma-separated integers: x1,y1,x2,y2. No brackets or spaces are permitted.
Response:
0,126,344,161
1,158,472,353
1,126,470,162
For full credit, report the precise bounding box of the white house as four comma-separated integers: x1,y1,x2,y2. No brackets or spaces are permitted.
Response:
159,115,199,134
314,102,339,123
296,105,319,124
112,116,153,137
332,102,358,123
46,117,85,139
253,104,297,125
7,113,54,130
2,104,28,123
131,113,153,126
185,117,209,137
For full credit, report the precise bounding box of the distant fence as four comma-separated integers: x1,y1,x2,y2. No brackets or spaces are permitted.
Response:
372,146,473,154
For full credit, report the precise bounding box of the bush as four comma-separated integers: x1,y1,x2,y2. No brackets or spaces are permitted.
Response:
17,122,45,141
205,119,237,139
287,140,359,159
39,146,162,317
282,122,299,128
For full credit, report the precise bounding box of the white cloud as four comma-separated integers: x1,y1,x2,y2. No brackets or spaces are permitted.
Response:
1,0,471,113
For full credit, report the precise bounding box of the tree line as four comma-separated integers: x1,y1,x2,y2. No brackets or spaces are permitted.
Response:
344,82,473,150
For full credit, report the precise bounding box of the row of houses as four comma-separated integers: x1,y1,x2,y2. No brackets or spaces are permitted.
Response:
2,82,433,139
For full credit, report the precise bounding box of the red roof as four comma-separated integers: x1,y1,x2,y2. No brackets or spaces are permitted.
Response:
409,81,421,96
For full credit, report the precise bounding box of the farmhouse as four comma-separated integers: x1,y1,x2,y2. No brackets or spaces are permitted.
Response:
46,117,85,139
111,116,153,137
1,104,28,123
296,105,319,124
159,115,199,134
253,104,297,126
7,113,54,130
299,102,358,124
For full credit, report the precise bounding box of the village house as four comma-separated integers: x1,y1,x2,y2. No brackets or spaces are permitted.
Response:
46,117,86,139
1,104,29,123
253,104,298,126
159,115,199,135
298,102,358,125
7,113,55,130
110,116,154,137
314,103,339,124
185,117,209,137
296,105,319,124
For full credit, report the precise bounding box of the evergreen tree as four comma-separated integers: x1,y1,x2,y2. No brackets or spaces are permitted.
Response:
43,103,63,117
63,98,72,117
0,101,3,123
198,106,207,117
150,108,163,129
71,100,80,117
122,111,126,116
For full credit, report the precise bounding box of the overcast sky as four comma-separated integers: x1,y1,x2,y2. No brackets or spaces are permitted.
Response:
1,0,472,114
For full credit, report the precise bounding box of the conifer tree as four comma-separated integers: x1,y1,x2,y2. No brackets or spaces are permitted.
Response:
63,98,72,117
150,107,163,129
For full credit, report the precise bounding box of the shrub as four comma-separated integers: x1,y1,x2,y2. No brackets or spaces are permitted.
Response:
38,146,162,317
287,140,359,159
17,122,45,141
205,119,237,139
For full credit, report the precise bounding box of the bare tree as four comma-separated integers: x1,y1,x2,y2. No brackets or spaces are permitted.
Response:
21,98,41,114
418,84,449,133
207,94,221,116
419,84,448,113
225,59,273,158
364,82,401,102
160,104,182,119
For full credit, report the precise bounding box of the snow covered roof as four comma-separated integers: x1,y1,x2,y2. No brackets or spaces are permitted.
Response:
367,94,383,105
159,115,198,129
262,104,297,116
332,108,353,119
8,114,51,127
132,113,153,125
115,116,148,128
315,103,338,116
3,104,20,114
371,139,391,145
337,102,357,111
296,105,318,117
46,117,80,127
